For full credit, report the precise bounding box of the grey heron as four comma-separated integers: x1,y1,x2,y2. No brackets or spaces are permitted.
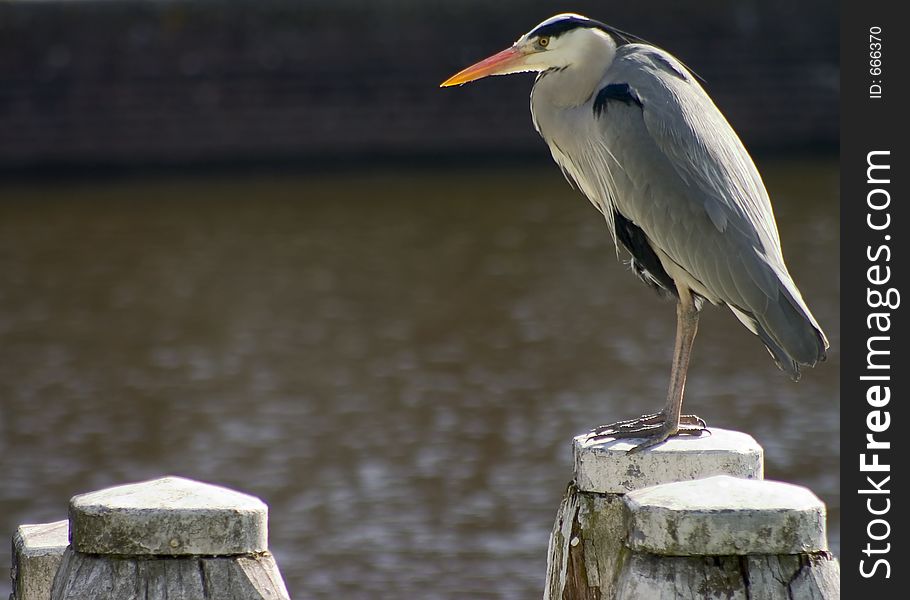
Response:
440,13,828,452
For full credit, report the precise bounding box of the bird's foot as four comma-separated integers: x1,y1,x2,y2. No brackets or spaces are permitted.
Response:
589,413,706,436
586,413,708,453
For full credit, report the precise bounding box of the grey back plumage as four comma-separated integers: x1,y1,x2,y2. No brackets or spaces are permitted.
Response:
531,42,828,379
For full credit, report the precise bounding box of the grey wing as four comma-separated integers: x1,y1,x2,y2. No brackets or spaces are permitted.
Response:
594,46,828,377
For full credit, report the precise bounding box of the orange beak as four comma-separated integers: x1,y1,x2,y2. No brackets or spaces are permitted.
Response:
440,46,526,87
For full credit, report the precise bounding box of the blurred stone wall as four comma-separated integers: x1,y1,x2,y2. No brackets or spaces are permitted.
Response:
0,0,837,170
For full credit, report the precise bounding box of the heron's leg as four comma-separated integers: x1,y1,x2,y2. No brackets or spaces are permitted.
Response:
588,286,706,451
628,286,701,451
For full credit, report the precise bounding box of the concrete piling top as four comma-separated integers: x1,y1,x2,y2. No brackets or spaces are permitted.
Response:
623,475,828,556
573,427,763,494
69,476,269,556
14,520,69,557
12,521,70,600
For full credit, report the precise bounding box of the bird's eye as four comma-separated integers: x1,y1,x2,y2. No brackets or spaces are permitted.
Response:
538,37,550,48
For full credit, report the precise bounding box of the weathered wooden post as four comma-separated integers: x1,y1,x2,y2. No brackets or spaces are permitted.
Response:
11,521,69,600
10,476,290,600
544,427,840,599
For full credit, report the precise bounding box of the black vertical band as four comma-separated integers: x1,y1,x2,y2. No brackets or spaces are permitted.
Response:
841,0,908,595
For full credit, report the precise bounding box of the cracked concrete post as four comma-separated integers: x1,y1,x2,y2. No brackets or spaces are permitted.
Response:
10,476,290,600
544,427,834,599
616,475,839,598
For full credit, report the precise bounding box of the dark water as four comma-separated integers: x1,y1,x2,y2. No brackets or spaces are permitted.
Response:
0,161,838,599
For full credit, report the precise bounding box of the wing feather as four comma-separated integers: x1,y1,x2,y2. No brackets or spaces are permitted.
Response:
592,47,786,304
563,44,828,372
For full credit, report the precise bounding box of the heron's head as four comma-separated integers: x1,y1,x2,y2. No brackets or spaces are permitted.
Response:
440,13,621,87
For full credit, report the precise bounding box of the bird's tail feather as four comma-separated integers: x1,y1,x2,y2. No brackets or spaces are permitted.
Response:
750,283,828,381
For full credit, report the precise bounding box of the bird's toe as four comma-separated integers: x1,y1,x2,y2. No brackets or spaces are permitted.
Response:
586,412,709,451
